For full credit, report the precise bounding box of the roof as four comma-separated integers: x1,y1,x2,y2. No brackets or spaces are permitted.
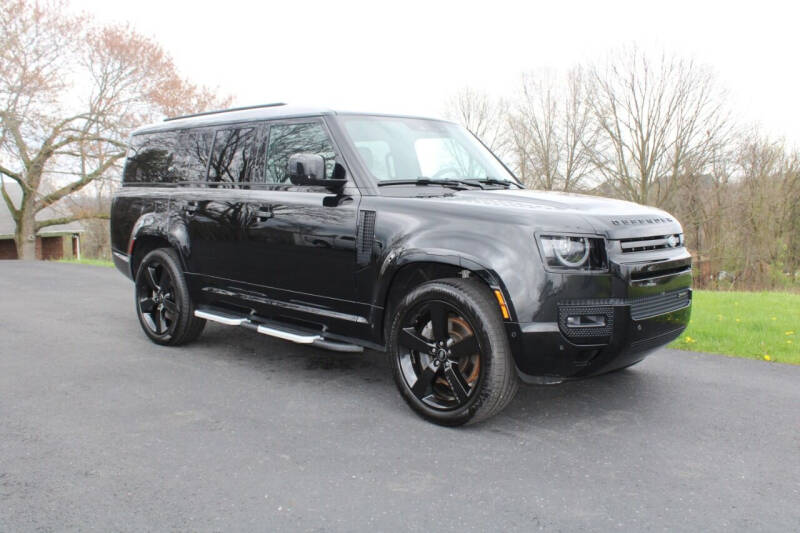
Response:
0,179,84,239
134,103,454,135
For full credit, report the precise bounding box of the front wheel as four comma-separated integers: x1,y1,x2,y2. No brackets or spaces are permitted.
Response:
134,248,205,346
388,278,518,426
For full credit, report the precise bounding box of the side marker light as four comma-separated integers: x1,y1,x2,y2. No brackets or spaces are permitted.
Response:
494,289,510,320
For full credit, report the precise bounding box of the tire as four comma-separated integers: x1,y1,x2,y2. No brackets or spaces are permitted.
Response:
134,247,205,346
388,278,518,426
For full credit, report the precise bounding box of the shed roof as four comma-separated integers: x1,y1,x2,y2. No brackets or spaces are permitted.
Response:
0,179,84,239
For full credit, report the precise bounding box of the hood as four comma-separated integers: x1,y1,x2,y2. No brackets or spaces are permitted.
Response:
436,188,683,239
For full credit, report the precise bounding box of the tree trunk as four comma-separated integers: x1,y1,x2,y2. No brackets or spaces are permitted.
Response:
14,208,37,260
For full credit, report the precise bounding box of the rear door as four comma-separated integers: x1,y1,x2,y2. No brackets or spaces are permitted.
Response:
173,124,260,287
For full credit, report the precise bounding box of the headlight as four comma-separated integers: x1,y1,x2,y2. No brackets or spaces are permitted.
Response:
537,235,607,271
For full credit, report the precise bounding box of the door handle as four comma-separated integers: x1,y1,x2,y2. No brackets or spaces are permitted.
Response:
251,206,273,222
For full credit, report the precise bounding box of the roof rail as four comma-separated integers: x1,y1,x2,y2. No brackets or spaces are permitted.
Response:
163,103,287,122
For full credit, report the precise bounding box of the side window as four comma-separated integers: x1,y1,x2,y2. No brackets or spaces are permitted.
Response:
122,132,180,183
208,127,257,183
174,129,213,182
265,122,336,184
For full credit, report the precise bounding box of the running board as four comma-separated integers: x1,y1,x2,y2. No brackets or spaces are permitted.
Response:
194,309,364,353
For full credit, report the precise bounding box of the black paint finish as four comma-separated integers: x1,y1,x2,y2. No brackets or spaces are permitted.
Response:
110,106,692,381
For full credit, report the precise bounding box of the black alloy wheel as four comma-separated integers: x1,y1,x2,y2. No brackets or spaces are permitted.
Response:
134,248,205,346
389,278,518,426
397,300,482,410
137,259,178,336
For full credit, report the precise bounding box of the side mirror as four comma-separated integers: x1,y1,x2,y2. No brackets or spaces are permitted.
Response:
287,153,347,192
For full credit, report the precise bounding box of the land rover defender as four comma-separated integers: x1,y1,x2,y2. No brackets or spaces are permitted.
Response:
110,103,692,425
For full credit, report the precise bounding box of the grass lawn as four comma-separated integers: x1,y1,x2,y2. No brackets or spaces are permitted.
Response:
56,257,114,268
670,290,799,365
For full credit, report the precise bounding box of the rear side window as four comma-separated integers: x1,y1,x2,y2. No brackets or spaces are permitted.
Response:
123,129,213,184
123,132,179,184
175,129,214,181
265,122,336,183
208,127,258,183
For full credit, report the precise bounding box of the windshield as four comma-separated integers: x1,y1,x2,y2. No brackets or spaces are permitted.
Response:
337,115,518,184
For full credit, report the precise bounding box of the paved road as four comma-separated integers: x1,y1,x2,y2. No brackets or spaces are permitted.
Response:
1,261,798,532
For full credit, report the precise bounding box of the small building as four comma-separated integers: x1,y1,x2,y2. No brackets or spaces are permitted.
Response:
0,180,83,260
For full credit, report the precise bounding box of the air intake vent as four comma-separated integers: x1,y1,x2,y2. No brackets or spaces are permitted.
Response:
630,290,691,320
356,210,376,265
620,234,682,253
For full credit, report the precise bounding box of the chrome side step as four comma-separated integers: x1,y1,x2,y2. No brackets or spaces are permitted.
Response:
255,324,318,344
195,310,248,326
194,309,364,353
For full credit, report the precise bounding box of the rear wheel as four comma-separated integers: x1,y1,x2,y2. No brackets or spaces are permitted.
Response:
134,248,205,346
389,278,518,426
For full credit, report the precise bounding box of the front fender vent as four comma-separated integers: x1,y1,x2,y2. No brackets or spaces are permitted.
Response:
356,210,376,266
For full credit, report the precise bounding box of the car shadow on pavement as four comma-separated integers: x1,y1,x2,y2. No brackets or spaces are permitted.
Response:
195,324,665,430
495,368,660,429
193,323,394,384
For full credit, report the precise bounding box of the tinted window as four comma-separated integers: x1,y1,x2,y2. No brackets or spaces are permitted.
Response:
174,129,213,181
123,129,214,184
265,122,336,183
208,127,257,184
123,132,179,183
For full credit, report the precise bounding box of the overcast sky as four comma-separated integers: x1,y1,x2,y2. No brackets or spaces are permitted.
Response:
74,0,799,145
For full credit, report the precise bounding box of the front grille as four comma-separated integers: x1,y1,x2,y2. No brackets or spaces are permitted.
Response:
620,234,682,253
630,290,691,320
559,290,692,328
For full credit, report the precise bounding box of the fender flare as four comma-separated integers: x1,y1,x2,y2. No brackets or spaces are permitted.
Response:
127,211,190,277
372,247,515,323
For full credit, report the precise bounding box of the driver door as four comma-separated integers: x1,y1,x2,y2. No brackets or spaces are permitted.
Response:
236,119,367,333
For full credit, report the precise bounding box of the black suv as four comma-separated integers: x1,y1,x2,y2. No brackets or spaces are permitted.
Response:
110,103,692,425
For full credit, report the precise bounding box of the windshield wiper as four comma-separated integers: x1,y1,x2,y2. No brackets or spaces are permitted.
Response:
377,178,474,190
377,177,522,190
462,177,523,189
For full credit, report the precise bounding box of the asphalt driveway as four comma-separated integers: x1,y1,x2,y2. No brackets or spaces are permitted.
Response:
1,261,798,531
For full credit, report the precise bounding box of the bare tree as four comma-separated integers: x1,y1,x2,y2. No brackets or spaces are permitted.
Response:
440,49,798,290
507,68,596,191
670,128,800,289
444,86,507,153
731,130,800,287
585,47,730,205
0,0,230,259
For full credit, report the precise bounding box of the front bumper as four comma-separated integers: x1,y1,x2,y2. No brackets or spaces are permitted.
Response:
506,242,693,382
507,289,691,381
